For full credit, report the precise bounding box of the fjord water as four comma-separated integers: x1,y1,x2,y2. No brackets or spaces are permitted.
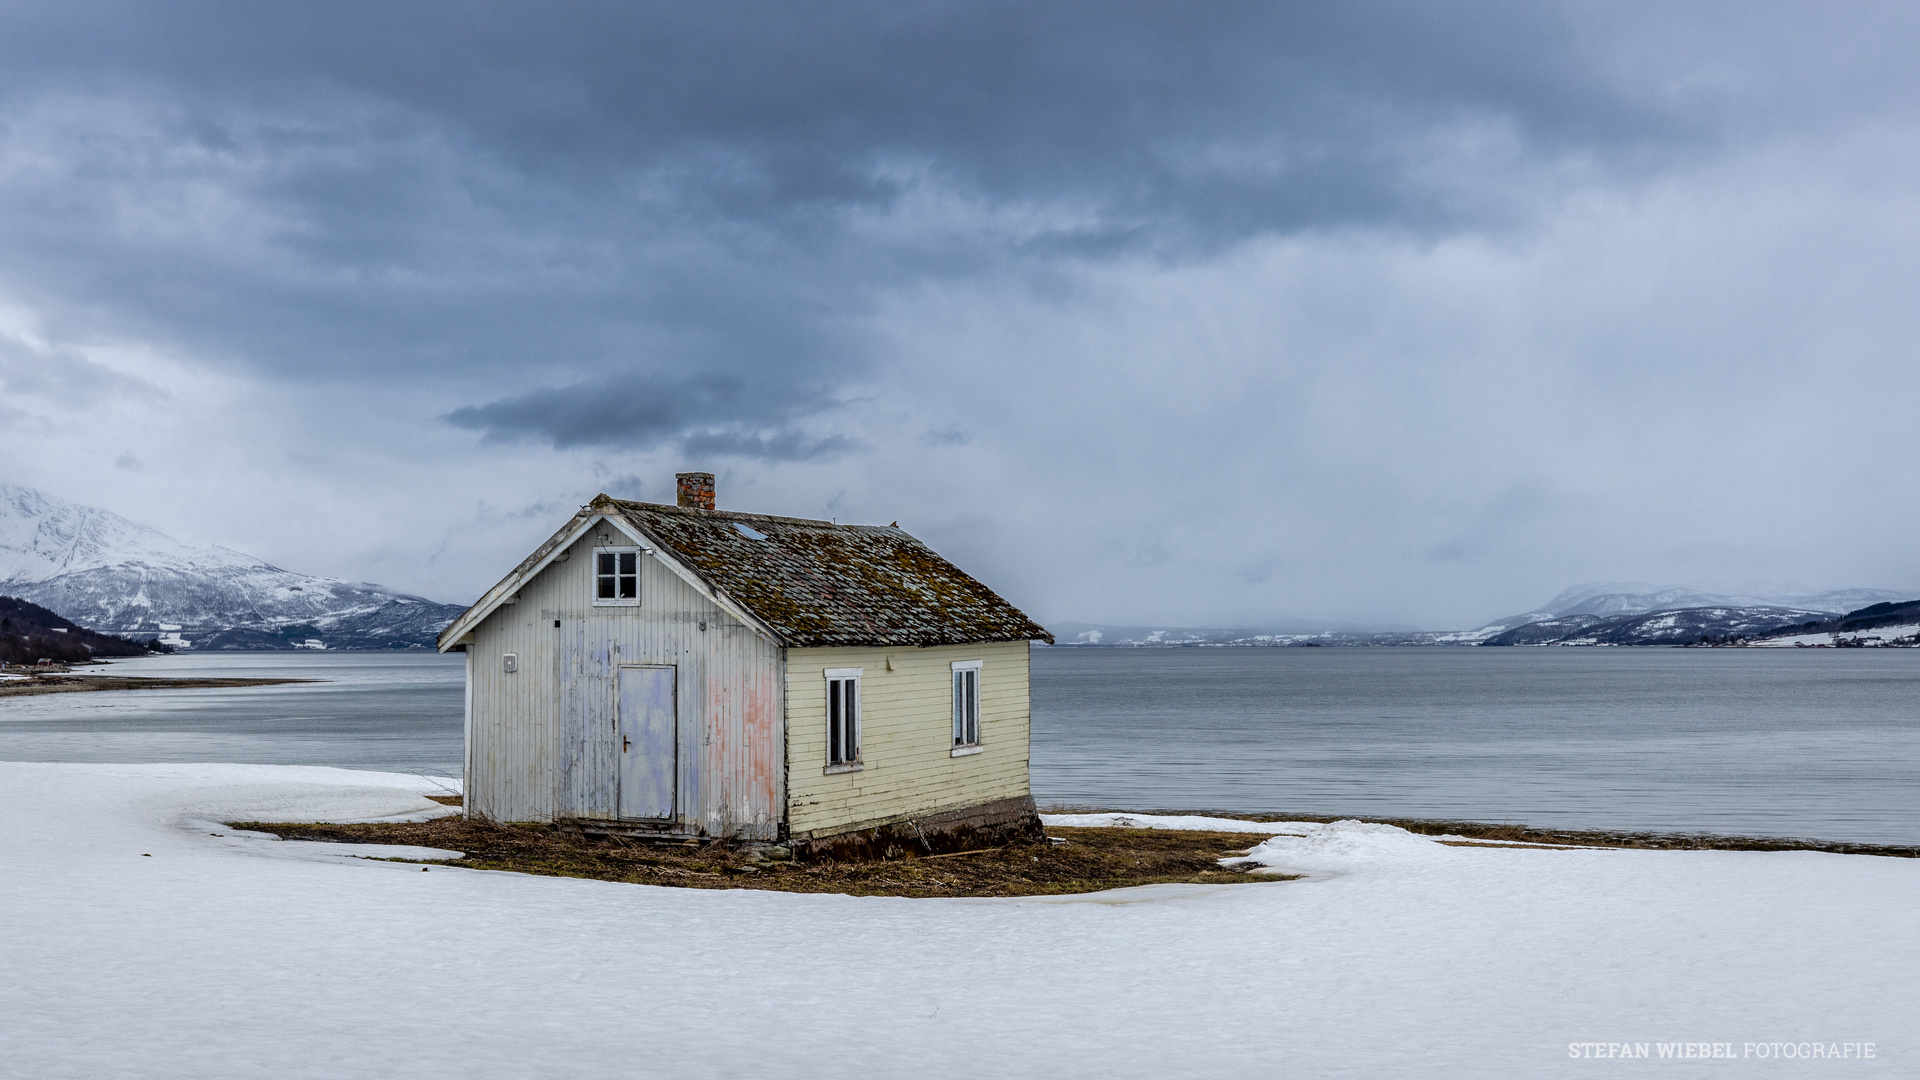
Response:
2,647,1916,843
1031,646,1920,844
0,653,467,778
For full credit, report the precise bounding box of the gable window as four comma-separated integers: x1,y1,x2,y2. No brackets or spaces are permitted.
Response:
593,548,640,605
825,668,862,769
952,660,982,753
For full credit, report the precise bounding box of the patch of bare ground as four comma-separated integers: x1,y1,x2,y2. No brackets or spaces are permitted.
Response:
0,676,315,698
227,813,1296,897
1040,807,1920,859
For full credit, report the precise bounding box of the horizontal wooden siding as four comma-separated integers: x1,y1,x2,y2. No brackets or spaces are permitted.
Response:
784,640,1031,839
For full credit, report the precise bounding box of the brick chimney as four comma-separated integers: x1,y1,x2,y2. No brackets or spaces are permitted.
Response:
676,472,715,510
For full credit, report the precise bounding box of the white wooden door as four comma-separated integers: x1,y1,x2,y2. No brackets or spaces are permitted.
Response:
617,665,677,821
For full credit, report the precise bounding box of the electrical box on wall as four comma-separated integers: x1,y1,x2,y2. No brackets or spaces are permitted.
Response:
502,653,518,673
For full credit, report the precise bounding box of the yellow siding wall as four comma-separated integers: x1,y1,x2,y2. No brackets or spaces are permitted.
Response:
785,640,1031,838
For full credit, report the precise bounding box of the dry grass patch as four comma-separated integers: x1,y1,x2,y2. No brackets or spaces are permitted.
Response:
227,816,1296,897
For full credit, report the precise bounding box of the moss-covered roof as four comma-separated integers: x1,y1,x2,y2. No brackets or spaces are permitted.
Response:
597,496,1052,648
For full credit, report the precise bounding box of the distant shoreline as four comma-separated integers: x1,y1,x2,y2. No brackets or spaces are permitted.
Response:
0,675,316,698
1036,807,1920,859
1038,639,1912,649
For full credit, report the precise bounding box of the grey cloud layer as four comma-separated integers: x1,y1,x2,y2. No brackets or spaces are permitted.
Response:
5,2,1682,218
444,373,858,459
0,1,1844,454
8,2,1920,625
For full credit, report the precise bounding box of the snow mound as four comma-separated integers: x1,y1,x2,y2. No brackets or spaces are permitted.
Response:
163,775,462,831
13,762,461,832
1241,819,1450,872
1040,813,1454,872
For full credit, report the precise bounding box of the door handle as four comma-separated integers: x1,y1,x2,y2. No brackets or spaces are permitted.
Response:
623,735,630,753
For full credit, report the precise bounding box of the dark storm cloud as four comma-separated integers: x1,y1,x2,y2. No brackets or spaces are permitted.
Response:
444,372,857,460
1,1,1898,455
0,1,1698,234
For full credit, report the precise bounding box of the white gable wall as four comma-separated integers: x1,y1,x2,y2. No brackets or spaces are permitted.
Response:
466,526,784,836
465,581,559,823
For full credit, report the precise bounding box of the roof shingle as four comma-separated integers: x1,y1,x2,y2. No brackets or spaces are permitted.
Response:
599,496,1051,648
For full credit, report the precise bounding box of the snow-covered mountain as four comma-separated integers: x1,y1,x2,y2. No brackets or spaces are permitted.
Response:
1529,582,1908,619
0,484,466,650
1051,582,1917,648
1480,606,1832,647
1440,582,1918,642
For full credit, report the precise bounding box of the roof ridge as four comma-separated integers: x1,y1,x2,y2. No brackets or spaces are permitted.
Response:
605,497,889,530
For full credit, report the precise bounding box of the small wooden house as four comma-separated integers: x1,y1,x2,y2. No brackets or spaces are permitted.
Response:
436,473,1053,852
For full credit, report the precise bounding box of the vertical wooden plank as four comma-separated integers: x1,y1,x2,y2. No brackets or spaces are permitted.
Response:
462,645,473,818
465,522,785,834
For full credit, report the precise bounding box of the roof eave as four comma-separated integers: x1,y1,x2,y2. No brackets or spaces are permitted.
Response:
436,507,602,652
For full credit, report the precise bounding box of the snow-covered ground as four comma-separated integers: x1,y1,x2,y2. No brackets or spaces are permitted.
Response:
1750,623,1920,647
1750,631,1839,647
2,762,1912,1078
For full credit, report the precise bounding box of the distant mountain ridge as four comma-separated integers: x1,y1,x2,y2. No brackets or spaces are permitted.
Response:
0,484,465,650
1055,582,1918,647
1480,606,1831,647
1519,582,1907,621
0,594,169,666
1452,583,1914,646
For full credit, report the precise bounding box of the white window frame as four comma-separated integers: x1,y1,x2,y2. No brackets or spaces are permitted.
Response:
825,668,862,772
592,546,642,606
951,660,982,756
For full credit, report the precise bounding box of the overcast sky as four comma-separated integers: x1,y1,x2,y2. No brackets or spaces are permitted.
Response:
4,1,1919,629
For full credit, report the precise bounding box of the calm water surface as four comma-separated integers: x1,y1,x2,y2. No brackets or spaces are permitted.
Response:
3,647,1916,844
1032,647,1920,844
0,653,465,776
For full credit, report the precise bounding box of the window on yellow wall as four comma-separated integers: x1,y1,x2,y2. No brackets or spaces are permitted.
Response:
826,668,861,767
952,660,981,750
